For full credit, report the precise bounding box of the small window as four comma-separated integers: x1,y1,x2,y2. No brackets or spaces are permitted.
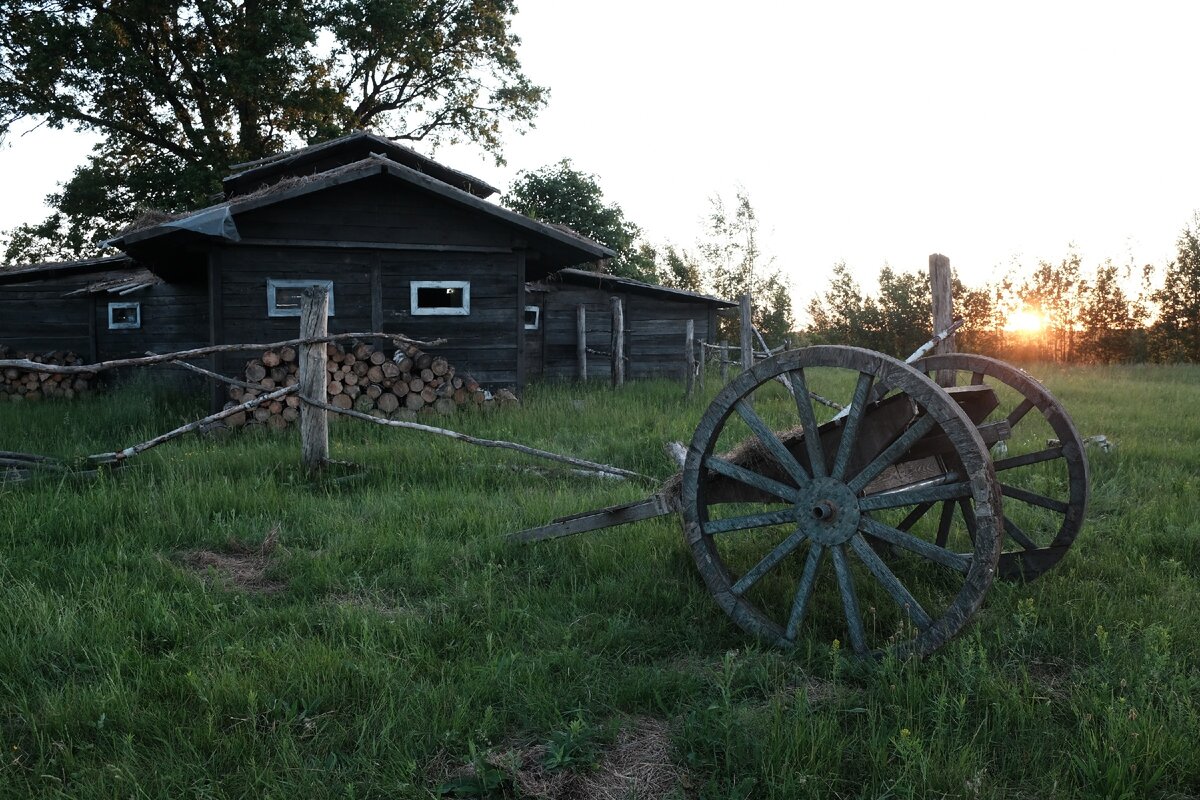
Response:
108,302,141,330
267,279,335,317
411,280,470,316
524,305,540,330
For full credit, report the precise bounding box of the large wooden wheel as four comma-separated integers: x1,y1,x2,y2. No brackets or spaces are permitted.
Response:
681,346,1002,659
913,353,1089,581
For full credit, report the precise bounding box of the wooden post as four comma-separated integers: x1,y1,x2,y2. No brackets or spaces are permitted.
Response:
299,286,329,474
928,253,956,386
739,293,753,371
610,296,624,387
720,340,729,382
576,304,587,382
698,339,706,392
684,318,695,398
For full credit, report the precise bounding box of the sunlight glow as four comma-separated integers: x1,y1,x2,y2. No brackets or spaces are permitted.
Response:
1004,307,1047,334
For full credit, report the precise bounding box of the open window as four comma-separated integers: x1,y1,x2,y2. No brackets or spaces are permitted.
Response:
524,305,540,330
267,279,335,317
108,302,141,330
411,280,470,316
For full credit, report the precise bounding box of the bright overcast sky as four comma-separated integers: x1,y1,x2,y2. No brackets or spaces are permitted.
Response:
2,0,1197,310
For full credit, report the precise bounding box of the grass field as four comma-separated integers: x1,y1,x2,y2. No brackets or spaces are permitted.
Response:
1,363,1199,799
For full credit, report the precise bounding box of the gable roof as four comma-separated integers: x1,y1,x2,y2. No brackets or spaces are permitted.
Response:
223,131,499,200
542,268,736,307
108,154,615,274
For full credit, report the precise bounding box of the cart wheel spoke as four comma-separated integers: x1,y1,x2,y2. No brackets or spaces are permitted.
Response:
831,372,874,480
860,516,970,573
731,527,807,596
703,507,799,536
935,500,954,547
831,545,868,655
705,456,802,503
958,498,978,543
971,371,985,385
785,368,828,478
784,543,825,641
859,481,973,511
1003,517,1038,551
850,534,933,630
1000,483,1070,514
734,400,812,487
896,502,934,532
1006,397,1035,429
994,446,1063,471
847,414,938,493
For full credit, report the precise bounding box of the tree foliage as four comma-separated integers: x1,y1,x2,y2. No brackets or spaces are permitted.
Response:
1,0,546,262
1150,214,1200,362
696,190,792,343
503,159,656,282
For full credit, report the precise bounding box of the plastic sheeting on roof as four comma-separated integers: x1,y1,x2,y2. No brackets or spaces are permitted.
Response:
163,206,240,241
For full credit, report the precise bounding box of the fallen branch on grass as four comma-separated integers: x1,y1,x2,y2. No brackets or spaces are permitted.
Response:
300,396,652,482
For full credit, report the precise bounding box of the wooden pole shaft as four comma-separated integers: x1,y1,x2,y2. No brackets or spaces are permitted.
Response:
720,340,729,382
928,253,956,386
739,294,753,371
610,296,625,387
684,318,695,397
299,287,330,474
576,304,587,382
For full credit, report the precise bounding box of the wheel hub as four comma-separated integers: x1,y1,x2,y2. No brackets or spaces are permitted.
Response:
797,477,861,546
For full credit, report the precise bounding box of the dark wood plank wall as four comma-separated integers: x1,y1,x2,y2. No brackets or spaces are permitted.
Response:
532,284,719,381
0,276,94,355
234,176,515,248
216,179,525,387
93,281,209,359
379,251,522,386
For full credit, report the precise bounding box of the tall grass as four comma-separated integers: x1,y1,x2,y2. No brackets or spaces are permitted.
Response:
1,364,1198,798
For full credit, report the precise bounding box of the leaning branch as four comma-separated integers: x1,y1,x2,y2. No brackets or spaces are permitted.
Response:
88,386,297,465
0,332,447,375
300,396,653,482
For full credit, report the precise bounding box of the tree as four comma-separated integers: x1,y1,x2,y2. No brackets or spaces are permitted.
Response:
1019,253,1086,362
1,0,546,262
503,159,657,282
1150,214,1200,362
657,245,705,293
696,189,792,343
805,262,875,348
1078,261,1139,363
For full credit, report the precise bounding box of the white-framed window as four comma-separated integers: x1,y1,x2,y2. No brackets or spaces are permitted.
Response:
411,280,470,316
267,279,335,317
108,302,141,330
524,305,540,330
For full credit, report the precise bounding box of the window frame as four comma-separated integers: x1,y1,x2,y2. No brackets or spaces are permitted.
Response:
267,278,335,318
410,280,471,316
107,301,141,330
523,304,540,331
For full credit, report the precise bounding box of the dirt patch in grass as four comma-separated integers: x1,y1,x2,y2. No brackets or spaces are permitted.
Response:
1027,657,1074,703
177,525,285,594
434,717,684,799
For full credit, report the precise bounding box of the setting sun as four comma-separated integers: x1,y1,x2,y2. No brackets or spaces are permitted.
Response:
1005,307,1047,333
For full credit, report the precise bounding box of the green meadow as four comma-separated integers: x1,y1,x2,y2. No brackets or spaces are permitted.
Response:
1,363,1199,799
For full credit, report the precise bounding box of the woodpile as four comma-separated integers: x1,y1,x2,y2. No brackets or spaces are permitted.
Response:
0,345,96,401
223,340,516,430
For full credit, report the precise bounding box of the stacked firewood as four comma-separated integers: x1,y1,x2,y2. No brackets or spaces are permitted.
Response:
223,340,514,430
0,346,95,401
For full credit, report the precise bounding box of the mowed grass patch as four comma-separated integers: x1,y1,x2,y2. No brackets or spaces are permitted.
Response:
0,365,1197,798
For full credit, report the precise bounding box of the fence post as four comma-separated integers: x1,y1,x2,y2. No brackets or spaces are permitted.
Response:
299,286,329,474
928,253,956,385
684,319,695,398
698,339,706,392
576,304,587,382
610,296,624,387
739,293,754,371
720,340,729,382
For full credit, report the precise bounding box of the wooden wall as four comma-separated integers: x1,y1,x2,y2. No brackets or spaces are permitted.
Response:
94,280,209,359
531,284,720,381
0,275,93,356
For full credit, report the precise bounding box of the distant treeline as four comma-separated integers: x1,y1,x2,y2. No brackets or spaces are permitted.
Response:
798,215,1200,364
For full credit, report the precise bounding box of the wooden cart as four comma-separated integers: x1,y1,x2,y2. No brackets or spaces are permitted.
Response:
514,346,1089,658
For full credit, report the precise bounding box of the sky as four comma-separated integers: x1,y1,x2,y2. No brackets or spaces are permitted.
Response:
1,0,1197,313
